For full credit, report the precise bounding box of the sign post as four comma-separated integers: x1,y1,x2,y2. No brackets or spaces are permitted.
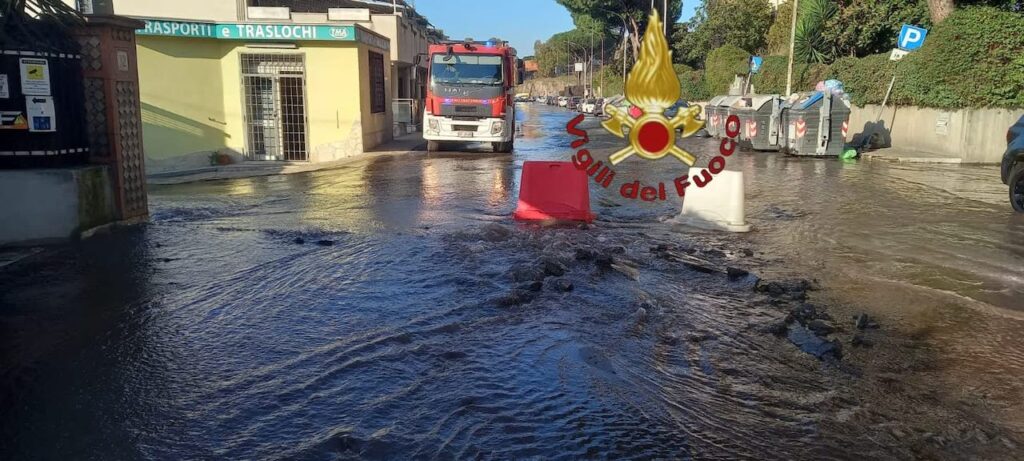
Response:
865,24,928,148
744,56,762,94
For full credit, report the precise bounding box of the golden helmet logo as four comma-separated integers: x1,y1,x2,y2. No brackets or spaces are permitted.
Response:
602,11,704,166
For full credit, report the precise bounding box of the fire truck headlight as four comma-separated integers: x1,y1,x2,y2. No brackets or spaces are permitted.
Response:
428,118,439,132
490,120,504,135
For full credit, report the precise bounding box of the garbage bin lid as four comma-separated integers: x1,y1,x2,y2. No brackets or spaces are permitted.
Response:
795,92,824,110
748,94,780,110
709,95,727,105
718,96,742,107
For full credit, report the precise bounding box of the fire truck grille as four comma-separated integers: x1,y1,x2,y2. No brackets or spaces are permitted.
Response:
440,104,490,118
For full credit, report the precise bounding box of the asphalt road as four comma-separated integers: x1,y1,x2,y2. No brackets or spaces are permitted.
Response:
1,103,1022,459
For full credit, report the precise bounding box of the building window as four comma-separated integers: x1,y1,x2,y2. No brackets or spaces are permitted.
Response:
369,51,386,114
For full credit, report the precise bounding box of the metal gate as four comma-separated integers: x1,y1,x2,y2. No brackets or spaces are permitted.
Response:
241,53,308,161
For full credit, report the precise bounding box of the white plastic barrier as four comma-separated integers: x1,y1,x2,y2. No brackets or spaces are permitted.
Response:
672,165,751,233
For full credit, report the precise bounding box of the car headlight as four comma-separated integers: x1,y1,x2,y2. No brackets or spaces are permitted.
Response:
428,119,439,132
491,121,504,135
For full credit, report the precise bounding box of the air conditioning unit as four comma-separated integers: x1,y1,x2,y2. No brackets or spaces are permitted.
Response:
328,8,371,22
76,0,114,15
247,7,291,20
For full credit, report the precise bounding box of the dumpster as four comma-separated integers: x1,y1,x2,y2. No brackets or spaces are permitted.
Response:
728,97,756,144
704,95,727,138
710,96,741,139
740,94,783,151
782,92,851,157
722,96,748,135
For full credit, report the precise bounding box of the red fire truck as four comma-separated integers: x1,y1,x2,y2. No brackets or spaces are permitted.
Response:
422,39,520,153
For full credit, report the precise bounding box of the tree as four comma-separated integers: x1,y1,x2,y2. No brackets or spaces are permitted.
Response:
793,0,838,63
556,0,684,63
534,29,600,77
927,0,1023,24
823,0,930,58
677,0,773,67
765,1,795,56
927,0,956,22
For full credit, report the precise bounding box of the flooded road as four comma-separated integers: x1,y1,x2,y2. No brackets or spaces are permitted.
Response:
2,103,1023,459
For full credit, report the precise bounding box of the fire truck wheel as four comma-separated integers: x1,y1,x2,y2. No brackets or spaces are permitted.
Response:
427,140,441,152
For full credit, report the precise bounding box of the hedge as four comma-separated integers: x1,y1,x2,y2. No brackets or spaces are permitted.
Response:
894,7,1024,109
706,7,1024,109
704,45,751,97
751,56,830,95
828,53,897,106
680,70,711,101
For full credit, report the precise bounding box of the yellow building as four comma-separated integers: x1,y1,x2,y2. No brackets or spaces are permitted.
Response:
65,0,444,175
134,20,392,174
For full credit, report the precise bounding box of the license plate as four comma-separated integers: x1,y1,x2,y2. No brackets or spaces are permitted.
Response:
457,131,474,138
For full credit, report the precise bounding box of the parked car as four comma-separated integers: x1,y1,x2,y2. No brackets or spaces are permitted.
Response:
536,96,547,103
579,98,595,114
567,97,581,110
580,98,604,115
1001,114,1024,212
557,96,569,107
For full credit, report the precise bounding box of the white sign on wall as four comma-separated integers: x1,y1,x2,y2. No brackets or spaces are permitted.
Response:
247,7,291,20
26,96,56,132
0,75,8,99
328,8,371,22
889,48,909,61
574,63,584,72
19,58,51,96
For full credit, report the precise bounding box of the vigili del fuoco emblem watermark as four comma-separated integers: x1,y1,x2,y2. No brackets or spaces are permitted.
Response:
566,10,741,201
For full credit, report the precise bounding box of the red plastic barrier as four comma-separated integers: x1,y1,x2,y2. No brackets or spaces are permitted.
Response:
514,161,594,223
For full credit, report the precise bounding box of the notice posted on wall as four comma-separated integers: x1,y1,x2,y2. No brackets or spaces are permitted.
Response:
0,75,9,99
26,96,56,132
19,58,51,96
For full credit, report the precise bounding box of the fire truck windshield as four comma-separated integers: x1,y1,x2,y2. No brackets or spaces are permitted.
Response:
431,54,504,86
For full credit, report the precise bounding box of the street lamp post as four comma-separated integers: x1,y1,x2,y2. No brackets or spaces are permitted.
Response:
785,0,800,96
567,40,588,95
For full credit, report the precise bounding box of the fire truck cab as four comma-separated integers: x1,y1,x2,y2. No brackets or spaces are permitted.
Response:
422,39,519,153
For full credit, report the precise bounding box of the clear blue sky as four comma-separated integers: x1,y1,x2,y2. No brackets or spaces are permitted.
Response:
414,0,699,56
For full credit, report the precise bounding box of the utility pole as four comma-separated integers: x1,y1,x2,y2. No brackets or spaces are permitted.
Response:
785,0,799,96
622,30,628,79
598,36,602,96
590,31,594,97
664,0,669,35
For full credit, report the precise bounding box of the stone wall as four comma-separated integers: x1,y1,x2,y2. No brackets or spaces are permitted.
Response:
0,166,115,246
847,105,1023,164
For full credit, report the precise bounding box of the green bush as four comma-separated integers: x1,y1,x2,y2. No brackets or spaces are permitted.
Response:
750,56,788,94
709,7,1024,109
704,45,750,95
680,70,711,101
749,56,830,95
895,7,1024,109
827,53,896,106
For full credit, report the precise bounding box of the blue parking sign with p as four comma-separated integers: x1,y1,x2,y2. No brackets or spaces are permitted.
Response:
750,56,763,74
898,24,928,51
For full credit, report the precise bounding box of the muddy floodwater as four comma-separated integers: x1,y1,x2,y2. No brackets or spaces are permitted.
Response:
2,104,1023,459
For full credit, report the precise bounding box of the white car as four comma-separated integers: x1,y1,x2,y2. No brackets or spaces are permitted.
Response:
558,97,568,107
580,99,597,114
535,96,546,103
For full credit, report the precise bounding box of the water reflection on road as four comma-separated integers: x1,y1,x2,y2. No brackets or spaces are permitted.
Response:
1,102,1022,459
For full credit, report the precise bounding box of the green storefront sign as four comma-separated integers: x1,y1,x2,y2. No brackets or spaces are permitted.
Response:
137,19,387,48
